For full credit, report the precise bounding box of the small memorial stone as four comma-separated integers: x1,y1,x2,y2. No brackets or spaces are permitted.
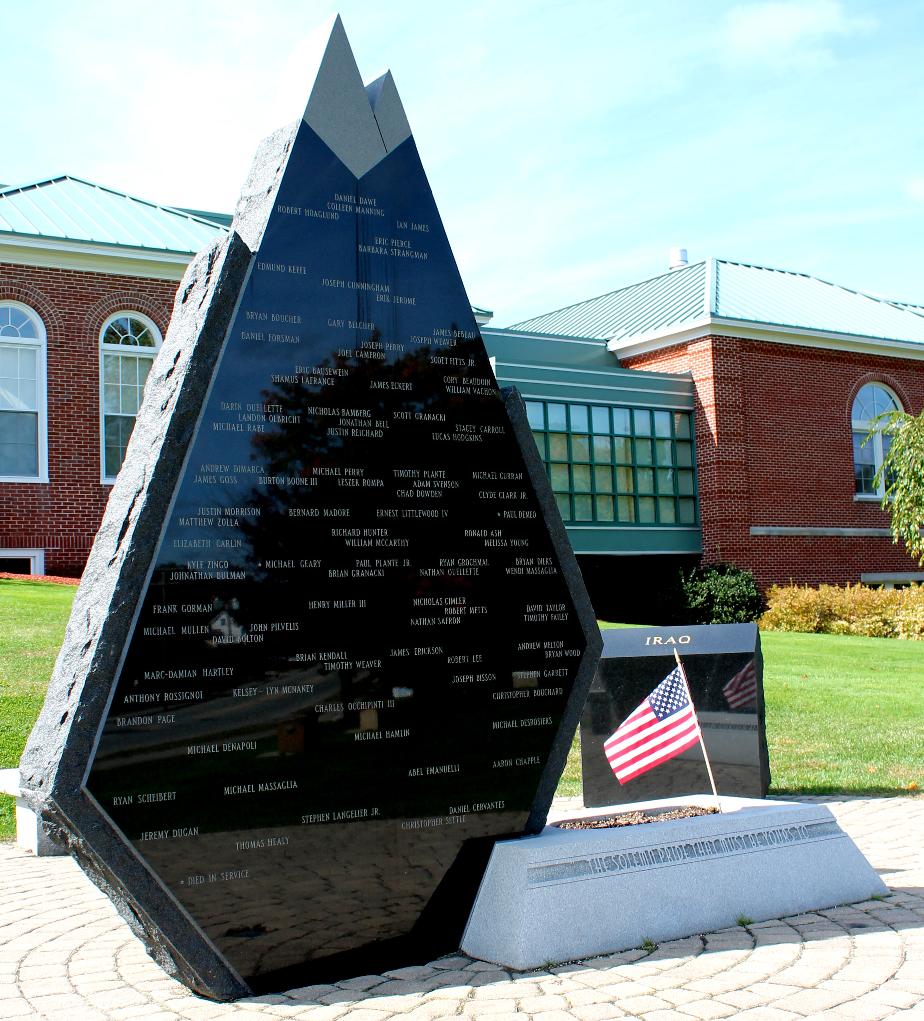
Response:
581,624,768,807
20,17,599,1001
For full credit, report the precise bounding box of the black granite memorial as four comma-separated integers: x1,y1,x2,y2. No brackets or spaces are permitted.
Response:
20,17,600,1001
580,624,768,807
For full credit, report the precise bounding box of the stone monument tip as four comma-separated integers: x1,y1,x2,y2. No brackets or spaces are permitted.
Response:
365,70,413,152
301,14,388,178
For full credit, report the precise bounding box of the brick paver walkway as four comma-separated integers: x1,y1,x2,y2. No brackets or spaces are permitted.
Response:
0,797,921,1021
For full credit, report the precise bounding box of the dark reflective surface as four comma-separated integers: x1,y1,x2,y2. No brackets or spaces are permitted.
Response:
84,123,588,989
580,624,768,807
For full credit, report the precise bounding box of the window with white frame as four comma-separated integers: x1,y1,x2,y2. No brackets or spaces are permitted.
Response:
100,312,161,482
851,382,901,497
0,302,46,481
0,548,45,575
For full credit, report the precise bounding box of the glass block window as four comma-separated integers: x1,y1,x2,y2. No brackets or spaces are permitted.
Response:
526,399,697,525
100,313,161,481
0,304,44,479
851,383,900,497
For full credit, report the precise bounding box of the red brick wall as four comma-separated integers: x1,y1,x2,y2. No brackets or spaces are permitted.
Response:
0,262,175,576
623,335,924,587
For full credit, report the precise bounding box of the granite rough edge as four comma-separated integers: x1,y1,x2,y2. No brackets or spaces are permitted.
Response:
461,798,889,970
502,388,602,832
17,125,297,1002
233,123,297,252
18,231,253,1000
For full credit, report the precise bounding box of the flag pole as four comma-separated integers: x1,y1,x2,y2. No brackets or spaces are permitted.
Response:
673,648,722,814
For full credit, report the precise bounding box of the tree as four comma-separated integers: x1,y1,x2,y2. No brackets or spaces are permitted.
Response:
871,410,924,566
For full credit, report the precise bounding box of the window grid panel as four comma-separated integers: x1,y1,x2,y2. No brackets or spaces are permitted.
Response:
0,411,39,476
525,400,544,431
99,313,162,481
104,415,136,479
0,306,38,339
851,384,901,499
101,351,155,478
547,402,567,432
653,410,672,438
658,411,679,522
852,383,899,426
526,397,696,527
0,304,44,480
102,316,157,349
0,346,38,412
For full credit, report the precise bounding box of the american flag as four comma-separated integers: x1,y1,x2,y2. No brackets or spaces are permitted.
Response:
604,666,702,784
722,660,758,710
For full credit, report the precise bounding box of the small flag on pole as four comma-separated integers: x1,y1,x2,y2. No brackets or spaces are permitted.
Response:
722,660,758,710
603,665,702,784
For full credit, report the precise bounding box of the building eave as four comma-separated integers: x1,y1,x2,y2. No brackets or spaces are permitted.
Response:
0,233,202,281
606,316,924,362
483,326,608,348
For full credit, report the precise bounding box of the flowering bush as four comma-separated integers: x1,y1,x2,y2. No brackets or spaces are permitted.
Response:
760,583,924,639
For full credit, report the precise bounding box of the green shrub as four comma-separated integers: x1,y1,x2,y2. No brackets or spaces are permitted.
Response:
681,563,765,624
760,583,924,639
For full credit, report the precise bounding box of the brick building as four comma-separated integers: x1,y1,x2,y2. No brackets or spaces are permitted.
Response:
0,176,226,575
2,176,921,592
508,255,924,589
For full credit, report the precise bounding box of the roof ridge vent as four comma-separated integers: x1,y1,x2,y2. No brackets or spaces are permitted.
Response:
669,246,688,271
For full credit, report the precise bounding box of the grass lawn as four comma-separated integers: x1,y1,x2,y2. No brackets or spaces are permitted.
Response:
0,582,921,839
761,630,923,795
0,579,76,838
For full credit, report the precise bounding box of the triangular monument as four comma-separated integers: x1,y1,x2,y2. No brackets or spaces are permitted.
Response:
21,17,601,1000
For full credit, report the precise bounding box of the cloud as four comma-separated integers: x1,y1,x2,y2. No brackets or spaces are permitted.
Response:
721,0,874,70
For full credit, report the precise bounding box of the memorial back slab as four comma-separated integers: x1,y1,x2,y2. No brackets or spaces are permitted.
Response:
20,16,600,1001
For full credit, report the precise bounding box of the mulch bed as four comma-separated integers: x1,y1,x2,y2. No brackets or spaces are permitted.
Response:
0,572,80,586
555,806,719,829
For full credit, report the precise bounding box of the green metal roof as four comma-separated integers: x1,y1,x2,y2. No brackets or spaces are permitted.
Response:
511,262,706,341
510,259,924,347
889,299,924,317
175,207,234,228
0,176,227,254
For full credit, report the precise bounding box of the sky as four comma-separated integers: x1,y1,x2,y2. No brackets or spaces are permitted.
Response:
2,0,923,326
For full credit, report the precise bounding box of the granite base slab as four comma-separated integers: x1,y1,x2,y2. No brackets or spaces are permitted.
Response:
461,796,887,970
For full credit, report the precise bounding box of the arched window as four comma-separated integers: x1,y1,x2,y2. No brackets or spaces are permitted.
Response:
100,312,161,482
852,382,901,497
0,302,47,482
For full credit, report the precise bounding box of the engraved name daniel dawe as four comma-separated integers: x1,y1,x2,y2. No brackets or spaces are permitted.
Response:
528,821,843,886
275,194,429,239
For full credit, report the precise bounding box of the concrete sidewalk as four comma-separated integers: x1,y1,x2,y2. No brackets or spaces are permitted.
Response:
0,797,921,1021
